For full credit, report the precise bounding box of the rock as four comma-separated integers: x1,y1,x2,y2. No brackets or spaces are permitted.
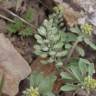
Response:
72,0,96,26
54,0,96,27
0,19,7,33
91,91,96,96
0,33,31,96
0,0,16,9
74,0,96,13
78,16,87,25
63,3,81,26
88,12,96,26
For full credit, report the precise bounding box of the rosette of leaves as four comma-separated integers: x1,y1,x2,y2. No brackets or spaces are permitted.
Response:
34,17,69,66
7,7,33,37
24,72,56,96
60,58,95,95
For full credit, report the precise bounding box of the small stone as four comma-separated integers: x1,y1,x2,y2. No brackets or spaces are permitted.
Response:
88,12,96,26
0,33,31,96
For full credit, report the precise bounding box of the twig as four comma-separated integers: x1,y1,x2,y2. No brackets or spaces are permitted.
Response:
62,65,71,73
65,36,82,64
0,14,14,23
67,39,80,61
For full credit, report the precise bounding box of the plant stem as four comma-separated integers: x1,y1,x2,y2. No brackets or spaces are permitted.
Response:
62,65,73,75
66,36,82,64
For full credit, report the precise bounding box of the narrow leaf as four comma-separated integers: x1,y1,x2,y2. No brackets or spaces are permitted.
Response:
88,63,95,76
61,84,78,91
79,58,88,76
60,72,73,80
69,65,82,81
70,26,81,34
38,26,46,36
35,34,42,40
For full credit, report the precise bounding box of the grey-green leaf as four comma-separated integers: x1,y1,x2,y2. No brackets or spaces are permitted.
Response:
38,26,46,36
49,51,56,56
56,62,63,67
42,47,49,51
79,58,88,76
69,65,82,81
60,72,73,80
34,45,41,50
70,26,81,34
54,42,63,49
56,51,68,57
88,63,95,76
35,34,42,40
64,33,77,42
61,84,78,91
76,46,85,56
65,44,72,49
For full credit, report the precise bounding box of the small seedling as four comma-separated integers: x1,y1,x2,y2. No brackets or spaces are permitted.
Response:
7,7,33,37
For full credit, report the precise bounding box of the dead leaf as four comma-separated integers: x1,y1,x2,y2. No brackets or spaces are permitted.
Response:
0,33,31,96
